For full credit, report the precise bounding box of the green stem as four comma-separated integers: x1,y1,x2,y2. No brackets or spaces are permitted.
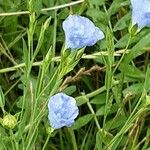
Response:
130,122,139,150
107,98,145,148
0,0,85,17
87,101,101,130
0,50,129,74
76,80,119,104
53,10,57,58
25,68,59,144
103,5,113,32
102,85,111,130
86,85,106,98
26,119,40,150
42,134,51,150
9,130,17,150
26,62,62,147
113,34,132,74
59,130,64,150
68,128,78,150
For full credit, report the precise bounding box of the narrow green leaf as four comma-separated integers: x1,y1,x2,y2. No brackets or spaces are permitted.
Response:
108,0,129,16
0,86,5,109
73,114,94,130
96,130,114,149
96,130,102,150
64,86,76,95
90,93,106,105
113,13,130,31
88,0,106,6
76,96,89,106
119,64,145,79
123,83,143,98
123,32,150,64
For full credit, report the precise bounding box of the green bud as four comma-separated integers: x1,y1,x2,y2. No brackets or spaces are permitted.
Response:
43,17,51,30
43,46,53,66
2,114,17,129
128,23,139,36
76,47,85,59
62,48,71,60
46,126,54,135
146,95,150,106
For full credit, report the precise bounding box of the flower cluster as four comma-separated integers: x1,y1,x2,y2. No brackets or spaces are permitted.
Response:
131,0,150,28
48,93,79,129
63,15,104,49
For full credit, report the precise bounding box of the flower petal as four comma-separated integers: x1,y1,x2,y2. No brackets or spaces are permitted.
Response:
63,15,104,49
131,0,150,28
48,93,79,129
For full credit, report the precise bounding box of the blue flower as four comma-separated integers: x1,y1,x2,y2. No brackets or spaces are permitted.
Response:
48,93,79,129
131,0,150,28
63,15,104,49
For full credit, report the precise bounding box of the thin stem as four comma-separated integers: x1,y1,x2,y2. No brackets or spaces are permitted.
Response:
4,78,20,96
25,71,58,142
102,86,111,130
87,101,101,129
25,66,61,147
9,130,17,150
131,122,140,150
0,42,23,73
0,0,85,17
113,34,132,74
42,134,51,150
0,50,130,74
26,120,40,150
107,99,144,148
51,10,57,68
59,130,64,150
1,47,150,74
134,137,147,150
68,128,78,150
103,5,113,32
76,80,119,101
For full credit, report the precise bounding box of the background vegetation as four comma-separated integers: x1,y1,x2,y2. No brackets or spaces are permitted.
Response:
0,0,150,149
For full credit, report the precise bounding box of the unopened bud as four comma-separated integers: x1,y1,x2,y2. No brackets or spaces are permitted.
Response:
146,95,150,106
2,114,17,129
46,126,54,135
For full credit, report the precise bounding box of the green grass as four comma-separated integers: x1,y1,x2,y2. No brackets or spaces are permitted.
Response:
0,0,150,149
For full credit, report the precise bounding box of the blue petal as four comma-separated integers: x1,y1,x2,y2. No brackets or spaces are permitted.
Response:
131,0,150,28
63,15,104,49
48,93,79,129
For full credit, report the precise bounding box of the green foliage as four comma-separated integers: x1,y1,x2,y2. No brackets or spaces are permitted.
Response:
0,0,150,149
73,114,94,130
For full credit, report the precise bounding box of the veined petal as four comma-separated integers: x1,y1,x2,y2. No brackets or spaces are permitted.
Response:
131,0,150,28
63,15,104,49
48,93,79,129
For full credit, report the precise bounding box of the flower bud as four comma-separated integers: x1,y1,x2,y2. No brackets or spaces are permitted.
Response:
46,126,54,135
2,114,17,129
146,95,150,106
